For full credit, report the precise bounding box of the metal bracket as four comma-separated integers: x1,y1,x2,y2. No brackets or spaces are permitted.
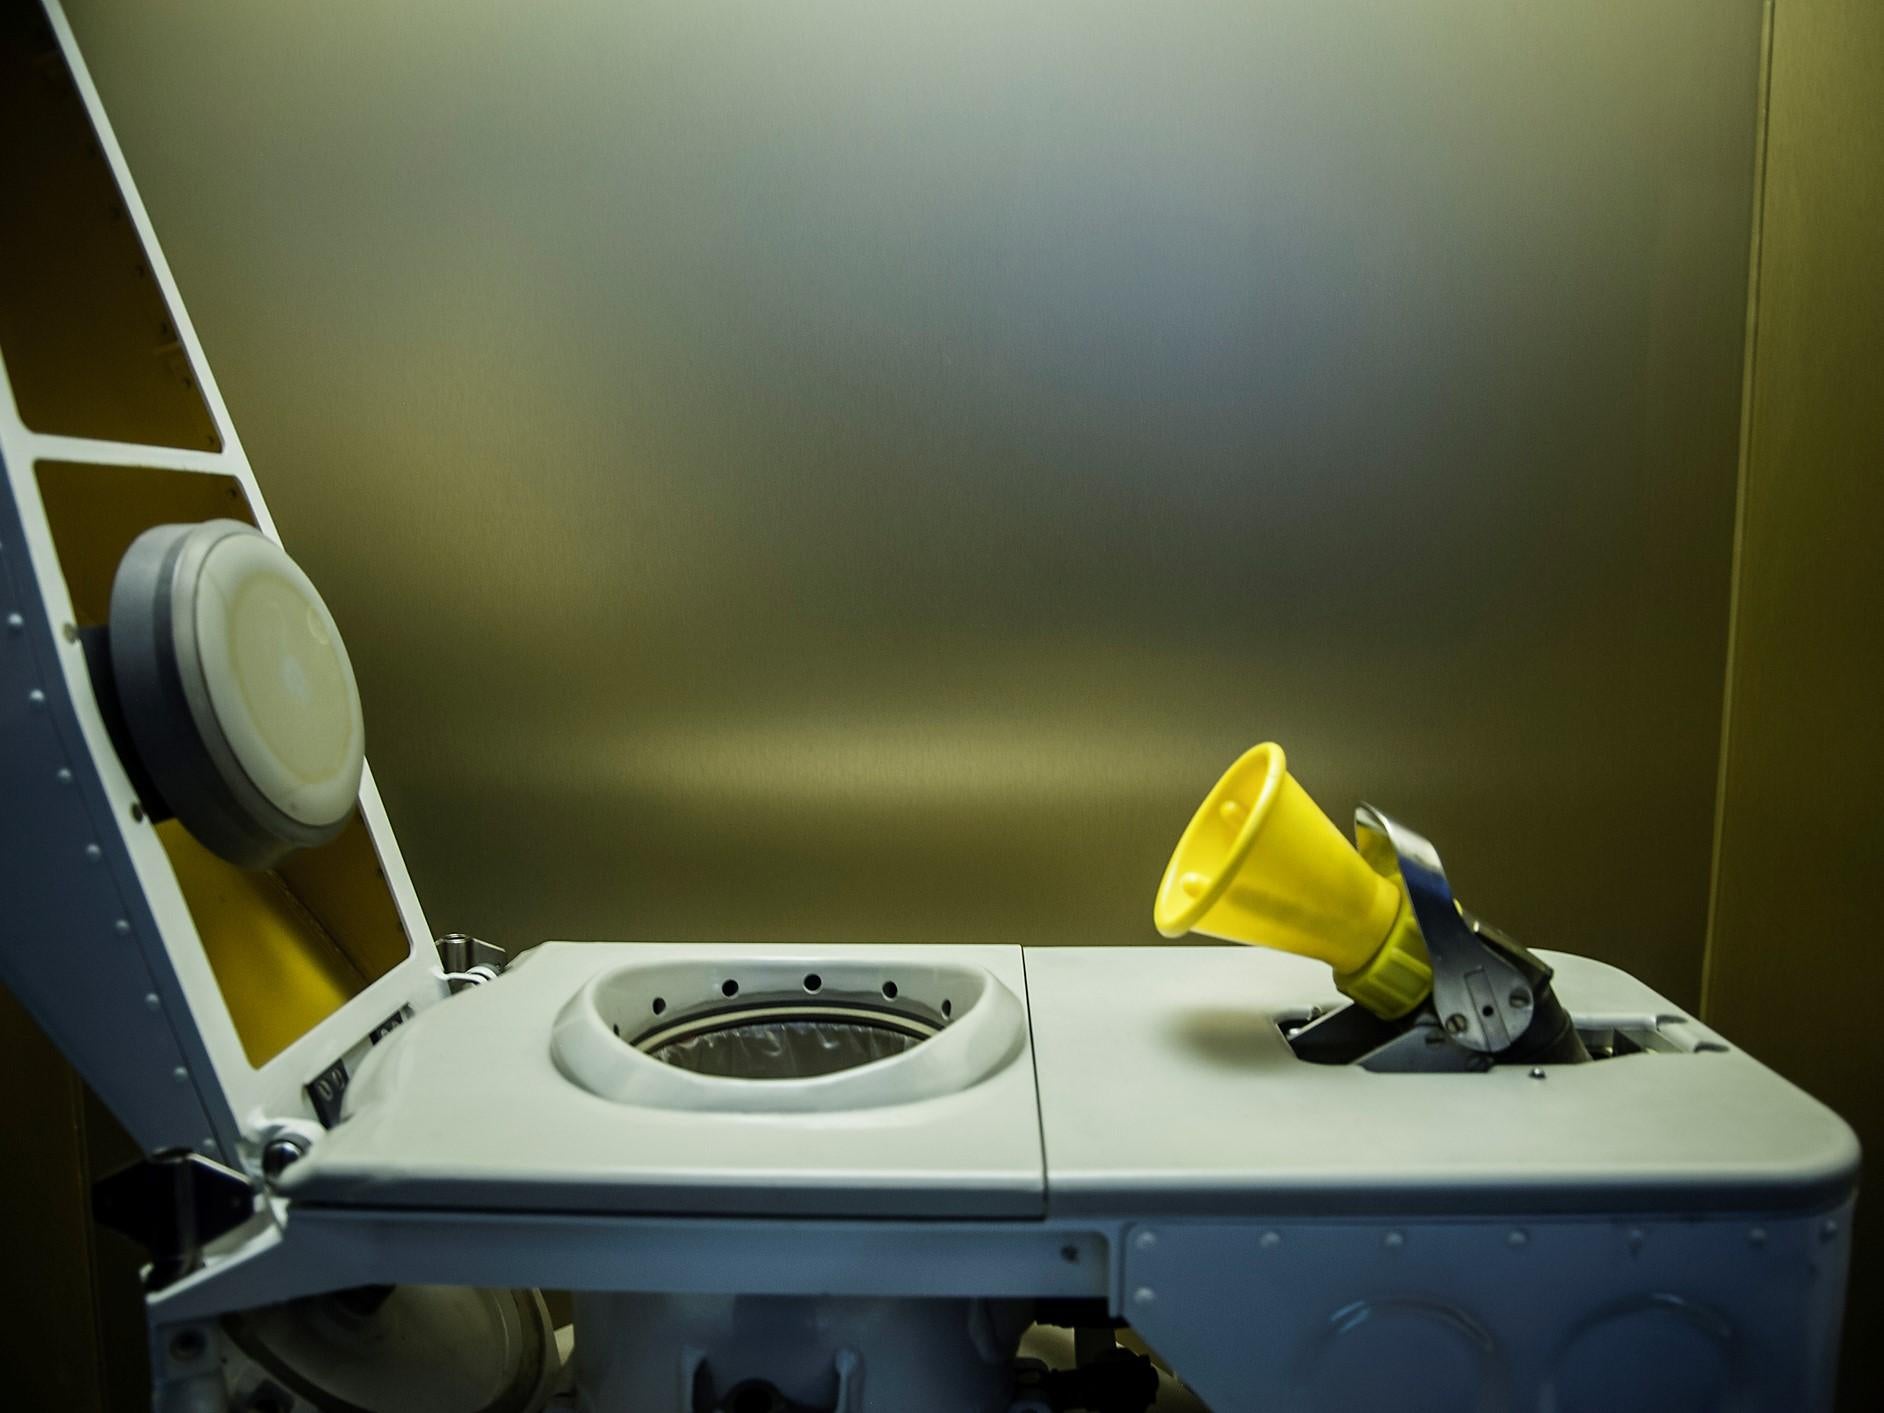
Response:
92,1149,258,1292
1283,1001,1491,1074
1354,804,1551,1055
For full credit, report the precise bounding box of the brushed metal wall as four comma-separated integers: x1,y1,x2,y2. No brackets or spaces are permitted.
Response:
1703,1,1884,1402
63,0,1765,1005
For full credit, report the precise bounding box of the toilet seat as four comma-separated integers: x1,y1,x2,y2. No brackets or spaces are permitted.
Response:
552,955,1026,1112
278,942,1047,1218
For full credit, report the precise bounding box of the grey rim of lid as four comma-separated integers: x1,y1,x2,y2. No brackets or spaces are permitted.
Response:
109,520,365,869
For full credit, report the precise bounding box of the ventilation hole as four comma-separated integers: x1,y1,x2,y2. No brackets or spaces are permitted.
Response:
941,999,952,1018
882,981,899,1000
722,979,740,998
1481,1004,1495,1017
651,997,667,1015
803,973,823,993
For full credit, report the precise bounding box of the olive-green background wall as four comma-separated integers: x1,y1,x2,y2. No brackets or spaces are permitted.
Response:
1703,1,1884,1404
7,0,1882,1406
51,0,1767,1008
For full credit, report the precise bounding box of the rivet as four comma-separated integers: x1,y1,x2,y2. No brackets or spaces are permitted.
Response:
55,768,72,785
1748,1227,1768,1247
202,1139,217,1152
1134,1230,1158,1252
1508,1229,1528,1248
1821,1219,1840,1242
1627,1227,1645,1251
84,843,102,863
1384,1231,1405,1250
1529,1067,1547,1080
27,688,46,708
1133,1286,1156,1306
1259,1231,1281,1250
5,612,22,633
144,994,160,1011
172,1067,188,1085
114,919,131,935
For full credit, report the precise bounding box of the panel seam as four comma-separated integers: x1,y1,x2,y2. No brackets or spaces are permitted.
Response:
1701,0,1780,1022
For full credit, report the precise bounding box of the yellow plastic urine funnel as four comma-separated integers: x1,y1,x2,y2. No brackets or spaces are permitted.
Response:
1153,743,1432,1018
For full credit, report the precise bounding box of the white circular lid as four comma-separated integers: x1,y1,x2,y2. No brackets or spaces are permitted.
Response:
190,531,364,828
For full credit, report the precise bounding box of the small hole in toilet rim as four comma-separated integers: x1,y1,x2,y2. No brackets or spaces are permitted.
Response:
882,981,899,999
651,996,667,1015
722,979,740,998
803,973,822,992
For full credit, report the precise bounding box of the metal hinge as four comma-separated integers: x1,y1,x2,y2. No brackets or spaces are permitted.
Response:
436,932,507,993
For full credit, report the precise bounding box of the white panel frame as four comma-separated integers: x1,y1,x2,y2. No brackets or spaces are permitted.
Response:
0,1,447,1172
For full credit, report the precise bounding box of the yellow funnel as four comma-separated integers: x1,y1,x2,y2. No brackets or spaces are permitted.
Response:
1153,743,1432,1017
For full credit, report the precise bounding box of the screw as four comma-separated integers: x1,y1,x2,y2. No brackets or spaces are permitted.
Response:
263,1136,309,1179
5,612,22,633
172,1067,188,1085
1529,1067,1547,1080
1507,1229,1528,1248
1748,1227,1768,1247
1384,1231,1405,1250
1133,1286,1156,1307
1509,989,1531,1010
1259,1231,1281,1250
145,993,160,1011
1445,1013,1469,1035
1134,1230,1158,1252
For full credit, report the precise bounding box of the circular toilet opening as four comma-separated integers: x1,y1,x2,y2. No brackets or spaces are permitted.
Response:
559,960,1021,1110
637,1004,934,1080
621,972,954,1081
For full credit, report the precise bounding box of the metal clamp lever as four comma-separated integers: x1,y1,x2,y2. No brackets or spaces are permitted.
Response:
1354,804,1552,1055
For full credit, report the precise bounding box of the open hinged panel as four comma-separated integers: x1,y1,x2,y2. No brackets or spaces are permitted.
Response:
0,0,446,1178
